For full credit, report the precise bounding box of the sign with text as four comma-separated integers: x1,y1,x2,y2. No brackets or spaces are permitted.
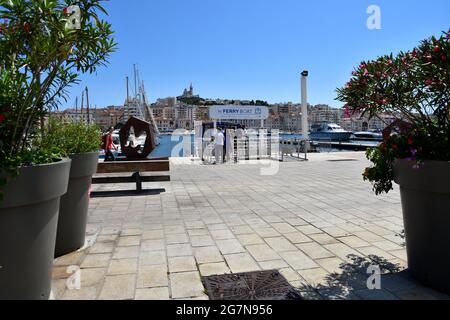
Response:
210,105,269,120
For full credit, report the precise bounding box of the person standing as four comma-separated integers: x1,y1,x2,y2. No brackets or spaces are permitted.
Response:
214,128,225,164
104,127,118,162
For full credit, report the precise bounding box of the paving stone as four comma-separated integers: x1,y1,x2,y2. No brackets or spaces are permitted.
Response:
271,223,297,234
100,227,121,235
323,243,361,261
315,257,344,274
190,235,215,247
107,258,138,275
113,246,140,259
258,260,289,270
117,236,141,247
170,272,205,299
216,239,245,255
279,267,303,282
279,251,318,270
121,228,143,236
389,249,408,261
165,225,186,235
254,228,280,238
140,251,167,266
137,265,169,288
296,225,323,235
338,236,370,248
96,234,119,242
265,237,298,252
230,225,254,235
81,254,111,269
210,229,235,240
135,287,170,300
297,268,329,286
372,240,404,251
188,228,210,236
237,234,265,246
353,231,386,243
356,246,396,260
309,233,340,245
80,268,107,287
166,233,189,244
246,244,280,262
142,230,164,240
194,247,224,264
224,253,260,273
168,256,197,273
62,287,99,300
167,243,193,257
89,242,115,254
199,262,231,276
141,239,165,252
99,274,136,300
297,242,335,260
284,232,312,244
321,226,351,238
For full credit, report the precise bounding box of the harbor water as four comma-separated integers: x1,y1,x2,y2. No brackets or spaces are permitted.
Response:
149,134,381,158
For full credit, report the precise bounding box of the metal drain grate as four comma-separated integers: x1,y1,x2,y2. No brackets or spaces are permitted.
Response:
202,270,302,300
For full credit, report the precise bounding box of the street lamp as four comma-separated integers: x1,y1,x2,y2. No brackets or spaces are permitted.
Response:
301,71,309,146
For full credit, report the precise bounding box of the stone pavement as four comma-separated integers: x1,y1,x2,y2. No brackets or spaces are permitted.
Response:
51,152,450,300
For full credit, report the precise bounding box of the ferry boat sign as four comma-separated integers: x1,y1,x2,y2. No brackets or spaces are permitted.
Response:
209,105,269,120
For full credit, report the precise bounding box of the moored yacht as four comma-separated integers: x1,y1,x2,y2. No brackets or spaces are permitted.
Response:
309,123,352,141
352,130,383,141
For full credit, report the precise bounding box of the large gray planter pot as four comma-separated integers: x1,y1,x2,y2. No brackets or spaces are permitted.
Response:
55,152,99,258
394,159,450,294
0,159,71,300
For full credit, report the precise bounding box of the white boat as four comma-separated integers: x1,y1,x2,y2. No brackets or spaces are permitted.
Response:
309,123,352,141
352,131,383,141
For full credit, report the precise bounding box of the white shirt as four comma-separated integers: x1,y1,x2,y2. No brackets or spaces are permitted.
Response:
215,131,225,146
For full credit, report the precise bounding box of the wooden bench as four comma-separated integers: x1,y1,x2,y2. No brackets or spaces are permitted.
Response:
92,159,170,193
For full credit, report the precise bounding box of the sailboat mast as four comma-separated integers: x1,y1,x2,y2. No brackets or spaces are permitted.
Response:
85,87,90,125
133,64,138,99
80,90,84,116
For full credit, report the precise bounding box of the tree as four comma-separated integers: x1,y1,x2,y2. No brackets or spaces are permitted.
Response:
0,0,117,198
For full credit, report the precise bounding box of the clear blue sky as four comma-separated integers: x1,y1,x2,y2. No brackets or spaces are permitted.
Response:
65,0,450,110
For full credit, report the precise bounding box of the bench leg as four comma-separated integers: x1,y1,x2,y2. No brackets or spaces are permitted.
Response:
132,172,142,193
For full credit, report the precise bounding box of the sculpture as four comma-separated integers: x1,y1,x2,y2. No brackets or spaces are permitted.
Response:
119,117,156,159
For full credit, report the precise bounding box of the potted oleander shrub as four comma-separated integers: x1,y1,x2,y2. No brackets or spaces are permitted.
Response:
0,0,116,300
337,30,450,293
38,117,102,258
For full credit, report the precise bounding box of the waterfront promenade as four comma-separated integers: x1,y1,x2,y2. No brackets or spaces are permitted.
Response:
51,152,449,300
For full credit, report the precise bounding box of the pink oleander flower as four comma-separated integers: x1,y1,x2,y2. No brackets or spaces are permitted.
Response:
425,79,433,86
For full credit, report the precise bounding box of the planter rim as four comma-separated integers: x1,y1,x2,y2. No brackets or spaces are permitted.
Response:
67,151,99,179
394,158,450,195
69,151,100,157
0,158,72,209
13,157,71,170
